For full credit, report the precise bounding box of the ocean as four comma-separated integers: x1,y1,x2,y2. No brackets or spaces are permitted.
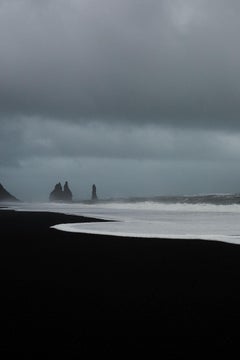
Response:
4,193,240,245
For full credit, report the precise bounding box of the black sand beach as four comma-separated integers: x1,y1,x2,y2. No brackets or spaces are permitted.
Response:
1,209,240,356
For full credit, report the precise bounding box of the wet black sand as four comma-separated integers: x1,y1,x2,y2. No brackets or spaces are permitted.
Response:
1,209,240,356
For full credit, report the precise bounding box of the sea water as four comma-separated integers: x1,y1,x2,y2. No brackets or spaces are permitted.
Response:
5,194,240,244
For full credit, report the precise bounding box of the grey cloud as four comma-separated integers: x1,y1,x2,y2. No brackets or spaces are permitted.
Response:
1,118,240,166
0,0,240,129
2,1,240,201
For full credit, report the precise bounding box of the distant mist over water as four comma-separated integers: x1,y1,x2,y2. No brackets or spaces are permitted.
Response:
88,193,240,206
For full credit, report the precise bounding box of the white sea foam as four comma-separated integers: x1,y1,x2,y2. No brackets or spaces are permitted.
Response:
5,201,240,244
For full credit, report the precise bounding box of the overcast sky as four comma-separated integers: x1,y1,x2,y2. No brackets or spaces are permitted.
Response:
1,0,240,201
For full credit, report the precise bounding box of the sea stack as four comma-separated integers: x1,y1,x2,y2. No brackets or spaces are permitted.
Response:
0,183,19,202
49,181,73,202
63,181,72,202
49,182,63,202
91,184,98,201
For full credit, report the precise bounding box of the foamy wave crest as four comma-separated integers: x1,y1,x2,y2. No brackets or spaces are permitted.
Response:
52,221,240,244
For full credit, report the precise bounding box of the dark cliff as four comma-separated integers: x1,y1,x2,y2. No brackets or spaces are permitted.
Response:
0,183,19,202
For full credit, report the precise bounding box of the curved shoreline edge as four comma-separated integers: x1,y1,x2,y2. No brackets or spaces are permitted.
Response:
2,206,240,245
52,221,240,245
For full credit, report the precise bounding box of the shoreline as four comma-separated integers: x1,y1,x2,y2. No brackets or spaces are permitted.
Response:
1,209,240,355
5,201,240,245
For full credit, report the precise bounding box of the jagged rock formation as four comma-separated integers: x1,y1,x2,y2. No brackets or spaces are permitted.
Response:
49,181,73,202
0,183,19,202
63,181,72,202
49,182,63,202
91,184,98,201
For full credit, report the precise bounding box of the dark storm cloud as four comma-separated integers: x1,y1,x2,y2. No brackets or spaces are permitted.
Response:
2,0,240,200
1,0,240,129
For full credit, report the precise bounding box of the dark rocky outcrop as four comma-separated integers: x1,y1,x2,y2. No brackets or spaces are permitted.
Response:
49,183,63,202
0,183,19,202
91,184,98,201
49,181,73,202
63,181,72,202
